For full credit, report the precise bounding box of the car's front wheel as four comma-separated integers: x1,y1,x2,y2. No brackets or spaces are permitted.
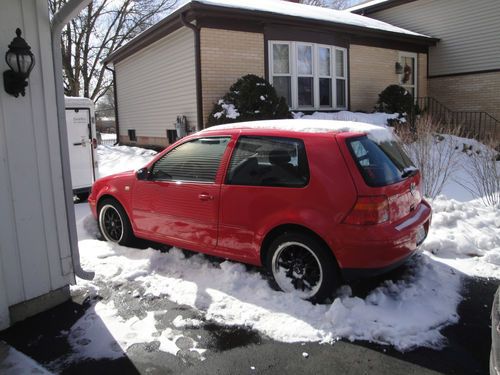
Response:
98,198,135,246
266,232,339,303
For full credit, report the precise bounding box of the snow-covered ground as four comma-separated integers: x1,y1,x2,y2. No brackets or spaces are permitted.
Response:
0,343,52,375
70,113,499,362
96,145,156,178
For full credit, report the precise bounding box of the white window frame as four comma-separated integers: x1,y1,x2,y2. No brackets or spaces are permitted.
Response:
317,44,333,108
334,47,348,110
296,43,315,109
398,52,418,98
269,41,348,111
270,42,292,106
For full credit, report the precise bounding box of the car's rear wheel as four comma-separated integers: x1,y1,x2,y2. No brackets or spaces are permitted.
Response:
98,198,135,246
266,232,338,303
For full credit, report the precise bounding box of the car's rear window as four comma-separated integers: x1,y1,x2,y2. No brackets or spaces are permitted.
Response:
346,136,415,187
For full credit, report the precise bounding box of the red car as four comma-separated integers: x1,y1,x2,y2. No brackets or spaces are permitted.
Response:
88,120,431,302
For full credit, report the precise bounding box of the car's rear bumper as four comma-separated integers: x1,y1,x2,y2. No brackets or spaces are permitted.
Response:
335,200,432,275
341,250,418,281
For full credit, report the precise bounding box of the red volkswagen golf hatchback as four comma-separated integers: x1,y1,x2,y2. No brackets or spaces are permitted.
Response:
88,120,431,302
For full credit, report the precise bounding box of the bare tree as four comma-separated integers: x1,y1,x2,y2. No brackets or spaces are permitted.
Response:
455,141,500,207
49,0,177,102
300,0,350,10
398,117,462,199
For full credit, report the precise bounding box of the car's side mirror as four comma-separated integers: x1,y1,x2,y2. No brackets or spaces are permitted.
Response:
136,167,150,181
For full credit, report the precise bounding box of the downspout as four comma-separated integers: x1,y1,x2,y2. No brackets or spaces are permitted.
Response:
105,65,120,145
51,0,94,280
180,12,203,131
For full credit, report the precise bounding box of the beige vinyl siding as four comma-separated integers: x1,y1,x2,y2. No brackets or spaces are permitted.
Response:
115,27,197,140
370,0,500,76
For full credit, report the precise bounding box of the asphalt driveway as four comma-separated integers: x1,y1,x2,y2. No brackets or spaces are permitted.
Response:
0,264,496,375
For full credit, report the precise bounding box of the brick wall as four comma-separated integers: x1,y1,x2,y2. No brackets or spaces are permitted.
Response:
349,45,427,112
418,53,428,98
429,71,500,121
200,28,265,127
119,135,169,149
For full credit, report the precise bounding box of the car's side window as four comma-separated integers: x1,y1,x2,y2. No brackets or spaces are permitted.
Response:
226,136,309,187
151,137,230,182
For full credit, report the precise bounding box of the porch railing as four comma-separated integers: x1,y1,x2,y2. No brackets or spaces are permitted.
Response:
411,97,499,142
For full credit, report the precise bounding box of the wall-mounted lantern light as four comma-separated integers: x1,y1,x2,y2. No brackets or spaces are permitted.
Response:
395,62,403,75
3,28,35,97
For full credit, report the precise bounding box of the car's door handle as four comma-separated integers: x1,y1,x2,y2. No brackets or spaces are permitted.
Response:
198,193,214,201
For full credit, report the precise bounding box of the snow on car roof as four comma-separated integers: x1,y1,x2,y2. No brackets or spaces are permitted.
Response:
191,0,430,38
203,119,395,143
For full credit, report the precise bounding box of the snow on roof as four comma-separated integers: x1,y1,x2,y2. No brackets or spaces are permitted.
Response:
65,96,95,109
191,0,430,38
203,119,395,143
346,0,392,13
106,0,433,64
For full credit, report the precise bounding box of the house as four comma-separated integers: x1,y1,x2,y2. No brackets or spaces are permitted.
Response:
104,0,437,148
0,0,91,330
348,0,500,136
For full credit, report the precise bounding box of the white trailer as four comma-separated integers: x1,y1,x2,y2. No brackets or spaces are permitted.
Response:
65,96,98,200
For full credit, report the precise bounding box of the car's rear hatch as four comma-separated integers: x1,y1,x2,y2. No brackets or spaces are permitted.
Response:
340,134,423,225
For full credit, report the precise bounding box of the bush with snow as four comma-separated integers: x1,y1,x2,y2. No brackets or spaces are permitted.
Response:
207,74,291,126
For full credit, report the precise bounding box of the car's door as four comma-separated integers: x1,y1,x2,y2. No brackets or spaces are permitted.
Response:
219,136,310,262
132,136,231,249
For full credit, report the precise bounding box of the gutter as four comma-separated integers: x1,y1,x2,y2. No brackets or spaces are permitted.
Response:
180,12,203,131
51,0,94,280
104,65,120,145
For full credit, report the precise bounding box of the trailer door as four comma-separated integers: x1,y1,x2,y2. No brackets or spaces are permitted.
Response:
65,108,95,191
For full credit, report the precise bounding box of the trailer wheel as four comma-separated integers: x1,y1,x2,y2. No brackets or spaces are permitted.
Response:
76,192,89,202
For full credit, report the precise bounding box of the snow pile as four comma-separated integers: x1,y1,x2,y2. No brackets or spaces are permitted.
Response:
422,197,500,278
0,344,52,375
100,133,117,141
213,99,240,120
293,110,401,127
74,205,461,353
96,145,156,178
205,119,395,143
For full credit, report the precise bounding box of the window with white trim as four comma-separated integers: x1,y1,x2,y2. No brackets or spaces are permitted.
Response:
269,41,348,111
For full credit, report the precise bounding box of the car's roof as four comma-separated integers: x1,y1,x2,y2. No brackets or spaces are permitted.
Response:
200,119,394,143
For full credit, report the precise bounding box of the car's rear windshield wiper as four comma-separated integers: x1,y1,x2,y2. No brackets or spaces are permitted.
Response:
401,167,419,178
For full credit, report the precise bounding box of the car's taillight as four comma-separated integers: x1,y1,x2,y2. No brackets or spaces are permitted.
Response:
343,195,390,225
92,138,97,148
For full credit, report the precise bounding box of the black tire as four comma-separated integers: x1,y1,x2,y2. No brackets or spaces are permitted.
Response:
76,192,90,202
97,198,135,246
265,232,339,303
